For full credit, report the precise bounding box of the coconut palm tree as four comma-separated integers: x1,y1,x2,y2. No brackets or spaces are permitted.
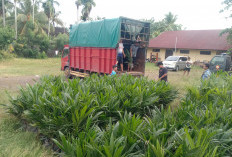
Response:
17,0,47,35
42,0,59,37
51,11,63,27
14,0,17,39
75,0,96,21
75,0,81,23
163,12,182,31
1,0,5,26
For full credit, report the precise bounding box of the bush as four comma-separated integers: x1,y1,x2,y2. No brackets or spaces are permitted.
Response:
6,74,232,156
0,27,14,50
0,50,14,60
53,33,69,52
13,21,50,58
36,51,48,59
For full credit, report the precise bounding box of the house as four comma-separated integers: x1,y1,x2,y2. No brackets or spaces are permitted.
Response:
147,30,231,62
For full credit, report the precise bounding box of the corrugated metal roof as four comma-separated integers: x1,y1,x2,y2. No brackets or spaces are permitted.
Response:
149,30,231,50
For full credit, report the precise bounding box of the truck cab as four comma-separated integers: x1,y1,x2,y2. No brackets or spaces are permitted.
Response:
61,45,69,71
209,53,232,72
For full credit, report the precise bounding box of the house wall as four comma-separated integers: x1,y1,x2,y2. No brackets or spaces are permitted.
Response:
147,48,218,62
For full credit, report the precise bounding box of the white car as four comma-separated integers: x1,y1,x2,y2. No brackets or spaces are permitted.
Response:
163,56,188,71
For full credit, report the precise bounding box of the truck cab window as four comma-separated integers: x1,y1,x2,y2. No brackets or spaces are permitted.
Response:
62,48,69,58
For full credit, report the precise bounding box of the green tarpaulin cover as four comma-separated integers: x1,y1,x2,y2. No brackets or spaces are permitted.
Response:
69,18,121,48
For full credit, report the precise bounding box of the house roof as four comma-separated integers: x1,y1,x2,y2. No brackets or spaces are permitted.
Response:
149,30,231,51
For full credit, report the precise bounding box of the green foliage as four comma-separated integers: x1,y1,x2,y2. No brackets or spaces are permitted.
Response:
76,0,96,21
6,73,232,156
142,12,182,38
0,50,14,60
14,21,49,58
53,33,69,52
221,0,232,43
0,27,14,50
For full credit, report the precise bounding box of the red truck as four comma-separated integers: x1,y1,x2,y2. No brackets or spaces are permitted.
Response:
61,17,150,77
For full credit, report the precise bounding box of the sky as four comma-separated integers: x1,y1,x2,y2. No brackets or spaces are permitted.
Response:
57,0,232,30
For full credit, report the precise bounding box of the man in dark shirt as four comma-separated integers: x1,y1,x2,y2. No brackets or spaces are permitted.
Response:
157,62,168,82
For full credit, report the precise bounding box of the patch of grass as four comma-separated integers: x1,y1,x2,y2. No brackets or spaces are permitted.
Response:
145,64,202,94
145,63,203,108
0,58,62,77
0,116,53,157
0,90,18,105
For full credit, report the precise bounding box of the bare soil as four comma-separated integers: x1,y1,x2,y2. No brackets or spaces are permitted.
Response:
0,76,40,90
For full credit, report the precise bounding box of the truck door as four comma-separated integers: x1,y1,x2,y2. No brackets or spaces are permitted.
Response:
61,47,69,71
225,56,231,71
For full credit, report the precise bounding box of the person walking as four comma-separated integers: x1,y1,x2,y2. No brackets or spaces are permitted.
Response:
158,62,168,82
201,63,211,80
183,57,193,76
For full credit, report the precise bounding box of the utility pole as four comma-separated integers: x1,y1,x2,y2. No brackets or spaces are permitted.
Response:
175,37,178,53
2,0,5,27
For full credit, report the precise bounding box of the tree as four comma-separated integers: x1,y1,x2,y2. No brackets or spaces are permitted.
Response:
221,0,232,43
141,12,182,38
75,0,81,23
42,0,59,37
75,0,96,21
163,12,182,31
0,27,14,49
2,0,5,27
14,0,17,39
17,0,47,35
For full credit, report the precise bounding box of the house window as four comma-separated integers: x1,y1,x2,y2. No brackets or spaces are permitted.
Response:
200,51,211,55
180,50,189,54
152,49,160,52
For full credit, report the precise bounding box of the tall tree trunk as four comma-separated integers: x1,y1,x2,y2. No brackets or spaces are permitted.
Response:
48,17,50,37
32,0,35,25
75,1,80,23
2,0,5,27
14,0,17,39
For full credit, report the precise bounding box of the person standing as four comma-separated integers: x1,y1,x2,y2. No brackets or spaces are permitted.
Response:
130,42,139,64
117,39,125,72
201,63,211,80
183,57,193,76
158,62,168,82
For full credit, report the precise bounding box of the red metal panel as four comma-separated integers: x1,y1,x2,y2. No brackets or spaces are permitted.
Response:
100,49,105,73
70,48,74,68
91,49,100,72
70,47,116,74
85,48,91,70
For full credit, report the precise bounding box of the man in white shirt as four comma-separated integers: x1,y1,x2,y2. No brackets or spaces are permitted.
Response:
117,39,125,72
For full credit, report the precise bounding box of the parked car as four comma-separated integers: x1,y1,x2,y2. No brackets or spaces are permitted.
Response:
209,53,232,74
163,56,188,71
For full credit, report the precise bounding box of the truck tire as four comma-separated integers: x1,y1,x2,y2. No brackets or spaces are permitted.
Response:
64,67,71,78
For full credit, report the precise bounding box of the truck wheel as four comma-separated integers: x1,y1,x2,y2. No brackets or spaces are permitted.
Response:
175,66,179,72
64,67,71,78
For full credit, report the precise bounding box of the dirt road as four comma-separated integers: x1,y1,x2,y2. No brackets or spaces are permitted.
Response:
0,76,40,90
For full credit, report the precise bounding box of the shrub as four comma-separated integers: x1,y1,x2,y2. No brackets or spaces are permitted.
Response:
53,33,69,52
0,27,14,50
6,73,232,156
36,51,48,59
0,50,14,60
